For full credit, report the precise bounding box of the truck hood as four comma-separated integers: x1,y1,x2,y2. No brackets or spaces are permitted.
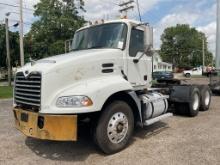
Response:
17,49,122,75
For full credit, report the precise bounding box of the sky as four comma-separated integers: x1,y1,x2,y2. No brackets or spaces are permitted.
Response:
0,0,217,56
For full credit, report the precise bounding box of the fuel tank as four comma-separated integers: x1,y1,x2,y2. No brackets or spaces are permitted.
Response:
141,93,168,120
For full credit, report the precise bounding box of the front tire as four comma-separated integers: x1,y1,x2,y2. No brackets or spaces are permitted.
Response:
185,73,191,78
94,101,134,154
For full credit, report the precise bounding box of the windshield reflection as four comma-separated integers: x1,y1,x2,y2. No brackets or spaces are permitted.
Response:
71,23,127,51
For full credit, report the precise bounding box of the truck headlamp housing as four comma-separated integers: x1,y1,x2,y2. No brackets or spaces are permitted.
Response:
56,96,93,107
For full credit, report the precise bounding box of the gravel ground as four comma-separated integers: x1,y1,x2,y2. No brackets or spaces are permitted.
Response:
0,77,220,165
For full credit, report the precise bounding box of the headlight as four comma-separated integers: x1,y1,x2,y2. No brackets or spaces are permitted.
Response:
56,96,93,107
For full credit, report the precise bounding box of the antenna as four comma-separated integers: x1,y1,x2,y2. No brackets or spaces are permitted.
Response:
136,0,142,22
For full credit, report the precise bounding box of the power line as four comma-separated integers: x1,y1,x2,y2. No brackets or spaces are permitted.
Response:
100,0,119,6
7,19,32,25
0,2,34,11
119,0,134,7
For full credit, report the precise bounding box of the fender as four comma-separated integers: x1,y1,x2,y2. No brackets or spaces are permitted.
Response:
169,85,196,103
40,75,134,114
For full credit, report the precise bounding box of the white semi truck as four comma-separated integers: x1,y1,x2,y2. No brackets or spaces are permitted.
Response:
13,19,211,154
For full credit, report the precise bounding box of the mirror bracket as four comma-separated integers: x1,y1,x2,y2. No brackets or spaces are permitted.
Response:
133,45,153,63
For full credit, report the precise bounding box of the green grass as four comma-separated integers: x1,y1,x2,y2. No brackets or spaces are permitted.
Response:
0,86,13,99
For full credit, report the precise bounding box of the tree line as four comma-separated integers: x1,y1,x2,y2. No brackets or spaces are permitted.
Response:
160,24,213,68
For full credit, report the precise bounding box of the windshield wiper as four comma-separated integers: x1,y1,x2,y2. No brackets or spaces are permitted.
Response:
87,45,105,49
70,46,104,51
70,46,119,52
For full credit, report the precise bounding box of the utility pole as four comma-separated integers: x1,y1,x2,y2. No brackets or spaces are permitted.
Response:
202,37,205,67
119,0,134,18
19,0,24,66
5,18,11,86
216,0,220,69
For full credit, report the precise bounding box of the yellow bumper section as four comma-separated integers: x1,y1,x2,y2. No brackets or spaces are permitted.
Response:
13,108,77,141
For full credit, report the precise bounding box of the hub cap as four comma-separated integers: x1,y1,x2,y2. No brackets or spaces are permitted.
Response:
205,91,210,106
107,112,128,144
193,93,199,111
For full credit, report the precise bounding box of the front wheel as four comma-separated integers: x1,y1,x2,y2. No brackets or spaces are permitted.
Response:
185,73,191,78
93,101,134,154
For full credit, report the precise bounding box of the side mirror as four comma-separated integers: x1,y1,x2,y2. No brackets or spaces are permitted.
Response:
143,44,153,56
145,25,153,49
133,46,153,63
133,24,154,63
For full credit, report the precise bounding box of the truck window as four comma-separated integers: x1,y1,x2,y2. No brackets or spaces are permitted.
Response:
129,29,144,57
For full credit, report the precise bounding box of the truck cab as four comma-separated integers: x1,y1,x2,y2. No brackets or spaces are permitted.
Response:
13,19,211,154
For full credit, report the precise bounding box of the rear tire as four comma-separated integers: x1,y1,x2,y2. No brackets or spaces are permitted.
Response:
174,103,188,115
93,101,134,154
199,86,211,111
174,87,200,117
188,87,200,117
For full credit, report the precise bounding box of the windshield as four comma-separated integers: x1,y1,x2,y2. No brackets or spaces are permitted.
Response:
71,23,127,51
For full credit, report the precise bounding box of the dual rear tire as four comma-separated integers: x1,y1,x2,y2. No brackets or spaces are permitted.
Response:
175,86,211,117
199,86,211,111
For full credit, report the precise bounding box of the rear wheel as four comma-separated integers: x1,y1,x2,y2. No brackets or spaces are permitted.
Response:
93,101,134,154
199,86,211,111
189,88,200,117
174,87,200,117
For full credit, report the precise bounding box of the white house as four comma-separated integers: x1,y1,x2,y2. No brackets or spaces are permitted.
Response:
153,51,173,72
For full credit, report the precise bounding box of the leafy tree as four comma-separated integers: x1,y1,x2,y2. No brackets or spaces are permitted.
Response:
0,24,20,68
160,24,213,67
24,0,85,60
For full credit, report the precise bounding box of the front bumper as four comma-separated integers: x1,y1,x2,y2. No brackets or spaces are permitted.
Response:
13,108,77,141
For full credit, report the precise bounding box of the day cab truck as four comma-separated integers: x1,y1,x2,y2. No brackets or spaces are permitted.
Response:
13,19,212,154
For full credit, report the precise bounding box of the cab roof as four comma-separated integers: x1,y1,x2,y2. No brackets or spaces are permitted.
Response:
77,19,142,32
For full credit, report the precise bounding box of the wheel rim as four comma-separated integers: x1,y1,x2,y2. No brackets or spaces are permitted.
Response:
204,91,210,106
193,93,199,111
107,112,128,144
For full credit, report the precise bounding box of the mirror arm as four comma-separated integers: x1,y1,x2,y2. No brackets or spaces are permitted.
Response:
133,45,153,63
133,52,145,63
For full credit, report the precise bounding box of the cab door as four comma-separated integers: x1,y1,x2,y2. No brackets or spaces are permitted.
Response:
126,27,152,88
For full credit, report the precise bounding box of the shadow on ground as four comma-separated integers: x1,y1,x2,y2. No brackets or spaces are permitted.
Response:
25,124,100,162
133,121,169,139
25,121,169,162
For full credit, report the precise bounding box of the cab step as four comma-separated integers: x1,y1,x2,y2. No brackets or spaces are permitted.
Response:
143,113,173,126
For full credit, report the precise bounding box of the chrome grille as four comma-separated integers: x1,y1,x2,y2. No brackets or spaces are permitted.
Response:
14,72,41,109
